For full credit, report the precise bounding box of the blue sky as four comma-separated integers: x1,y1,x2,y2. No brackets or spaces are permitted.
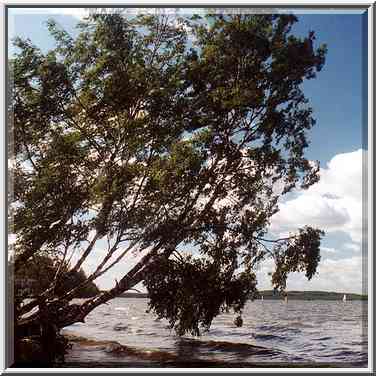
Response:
294,14,366,163
8,9,368,294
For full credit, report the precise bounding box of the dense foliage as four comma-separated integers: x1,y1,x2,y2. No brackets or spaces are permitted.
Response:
15,255,100,298
10,11,326,336
145,255,257,335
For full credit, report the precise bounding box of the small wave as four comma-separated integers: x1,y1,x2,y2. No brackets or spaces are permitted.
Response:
205,328,229,336
316,349,367,362
282,327,301,334
178,338,280,356
63,299,366,366
138,332,159,336
257,324,275,331
113,323,129,332
333,349,366,358
257,324,284,331
333,347,353,352
114,307,128,312
288,321,314,329
346,340,368,346
256,324,300,335
252,333,289,342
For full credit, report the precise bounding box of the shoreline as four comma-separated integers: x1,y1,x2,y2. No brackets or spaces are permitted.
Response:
116,291,368,301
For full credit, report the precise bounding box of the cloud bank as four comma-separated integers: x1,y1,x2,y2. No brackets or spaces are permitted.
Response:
261,149,367,294
270,149,366,245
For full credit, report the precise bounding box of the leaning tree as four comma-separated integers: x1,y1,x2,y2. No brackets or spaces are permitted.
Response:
10,11,326,343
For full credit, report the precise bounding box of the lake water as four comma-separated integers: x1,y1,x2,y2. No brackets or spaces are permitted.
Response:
61,298,368,368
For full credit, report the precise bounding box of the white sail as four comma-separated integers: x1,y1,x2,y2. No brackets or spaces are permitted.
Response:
343,294,347,302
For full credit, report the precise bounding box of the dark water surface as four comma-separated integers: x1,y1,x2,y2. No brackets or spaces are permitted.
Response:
61,298,368,368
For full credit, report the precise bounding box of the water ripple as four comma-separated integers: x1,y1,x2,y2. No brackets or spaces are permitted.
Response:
64,298,368,367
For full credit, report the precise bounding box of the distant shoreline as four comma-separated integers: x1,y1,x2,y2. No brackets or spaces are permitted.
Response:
114,291,368,301
255,290,368,301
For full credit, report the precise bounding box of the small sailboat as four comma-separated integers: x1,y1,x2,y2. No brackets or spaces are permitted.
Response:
261,295,264,301
342,294,347,302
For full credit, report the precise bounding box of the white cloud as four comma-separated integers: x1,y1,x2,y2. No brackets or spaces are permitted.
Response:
256,255,366,294
344,242,361,253
270,149,365,245
261,150,367,294
321,246,337,254
312,150,365,200
270,194,350,231
10,8,90,20
9,7,198,22
288,256,366,294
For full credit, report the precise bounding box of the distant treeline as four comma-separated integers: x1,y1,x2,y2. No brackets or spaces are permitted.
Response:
255,290,368,301
116,292,149,298
115,291,368,301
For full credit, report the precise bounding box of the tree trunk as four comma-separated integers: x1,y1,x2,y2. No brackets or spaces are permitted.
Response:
14,242,176,367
